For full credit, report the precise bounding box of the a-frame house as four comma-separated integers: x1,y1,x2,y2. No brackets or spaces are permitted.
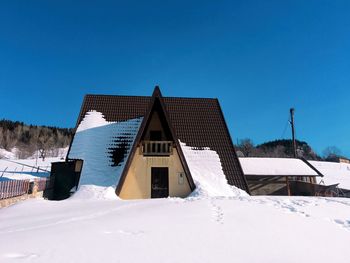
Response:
55,86,249,199
117,87,195,198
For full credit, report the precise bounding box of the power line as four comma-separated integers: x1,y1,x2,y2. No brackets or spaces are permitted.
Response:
280,114,290,139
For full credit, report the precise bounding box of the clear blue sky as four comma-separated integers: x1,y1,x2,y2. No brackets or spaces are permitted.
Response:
0,0,349,157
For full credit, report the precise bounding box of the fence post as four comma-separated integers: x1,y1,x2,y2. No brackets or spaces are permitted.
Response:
32,179,39,197
5,181,9,199
26,180,30,194
8,181,12,199
10,181,13,198
16,182,20,198
19,180,23,196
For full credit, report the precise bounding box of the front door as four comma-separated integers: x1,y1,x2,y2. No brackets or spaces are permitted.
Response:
151,167,169,198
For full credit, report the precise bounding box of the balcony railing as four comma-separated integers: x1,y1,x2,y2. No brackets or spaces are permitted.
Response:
141,141,173,156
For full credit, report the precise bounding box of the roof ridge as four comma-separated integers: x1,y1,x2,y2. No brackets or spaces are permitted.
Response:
85,94,150,98
84,94,218,100
164,96,218,100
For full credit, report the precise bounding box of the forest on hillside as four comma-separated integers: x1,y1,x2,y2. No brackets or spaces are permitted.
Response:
235,138,343,161
0,119,73,159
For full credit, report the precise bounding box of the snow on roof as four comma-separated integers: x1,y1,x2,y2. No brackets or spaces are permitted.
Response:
180,141,248,197
310,161,350,190
68,111,247,197
68,111,143,187
77,94,249,192
239,157,318,176
75,110,109,132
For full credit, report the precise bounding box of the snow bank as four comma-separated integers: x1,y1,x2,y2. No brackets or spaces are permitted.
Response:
1,195,350,263
239,157,318,176
69,185,119,200
180,141,248,197
0,148,16,159
68,111,143,188
310,161,350,189
0,147,68,160
28,147,68,160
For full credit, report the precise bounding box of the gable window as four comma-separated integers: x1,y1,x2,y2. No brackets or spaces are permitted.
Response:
150,130,162,141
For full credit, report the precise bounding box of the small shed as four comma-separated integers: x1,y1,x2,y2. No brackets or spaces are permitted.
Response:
239,157,323,195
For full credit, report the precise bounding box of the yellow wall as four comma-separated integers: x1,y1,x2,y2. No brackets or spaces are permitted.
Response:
118,147,192,199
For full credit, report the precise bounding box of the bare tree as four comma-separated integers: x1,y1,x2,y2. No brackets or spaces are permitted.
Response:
323,146,342,160
237,139,255,157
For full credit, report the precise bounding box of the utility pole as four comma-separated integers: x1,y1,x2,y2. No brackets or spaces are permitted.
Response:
290,108,297,158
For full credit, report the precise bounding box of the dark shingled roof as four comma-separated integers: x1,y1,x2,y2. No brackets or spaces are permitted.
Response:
73,93,249,192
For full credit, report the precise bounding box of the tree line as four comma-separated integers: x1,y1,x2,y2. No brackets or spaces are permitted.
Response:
235,138,344,161
0,119,74,159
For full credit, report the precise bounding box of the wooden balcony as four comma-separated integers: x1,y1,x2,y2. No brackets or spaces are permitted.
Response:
141,141,173,156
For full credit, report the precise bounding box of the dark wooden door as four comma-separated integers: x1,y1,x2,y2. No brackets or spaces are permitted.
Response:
151,167,169,198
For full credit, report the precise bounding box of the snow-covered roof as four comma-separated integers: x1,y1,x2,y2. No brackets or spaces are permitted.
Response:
310,161,350,190
67,110,247,197
68,111,143,187
239,157,319,176
180,141,247,197
76,90,249,191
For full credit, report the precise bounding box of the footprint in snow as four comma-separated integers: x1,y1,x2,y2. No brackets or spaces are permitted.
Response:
103,230,144,235
3,253,38,259
324,198,350,207
333,219,350,231
260,198,312,218
118,230,144,235
209,200,224,225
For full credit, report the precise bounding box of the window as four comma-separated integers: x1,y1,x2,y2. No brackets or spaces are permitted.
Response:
150,130,162,141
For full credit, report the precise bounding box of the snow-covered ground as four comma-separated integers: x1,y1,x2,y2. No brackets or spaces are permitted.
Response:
0,146,67,182
0,187,350,263
0,147,68,161
0,157,63,181
1,144,350,262
0,148,17,159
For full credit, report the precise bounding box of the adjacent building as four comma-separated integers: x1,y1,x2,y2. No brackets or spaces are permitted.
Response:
239,157,323,195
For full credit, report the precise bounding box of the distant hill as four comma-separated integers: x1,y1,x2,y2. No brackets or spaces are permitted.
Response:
0,119,73,159
236,139,321,160
256,139,321,160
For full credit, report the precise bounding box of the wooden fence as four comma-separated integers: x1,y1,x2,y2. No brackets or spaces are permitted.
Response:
0,179,30,199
